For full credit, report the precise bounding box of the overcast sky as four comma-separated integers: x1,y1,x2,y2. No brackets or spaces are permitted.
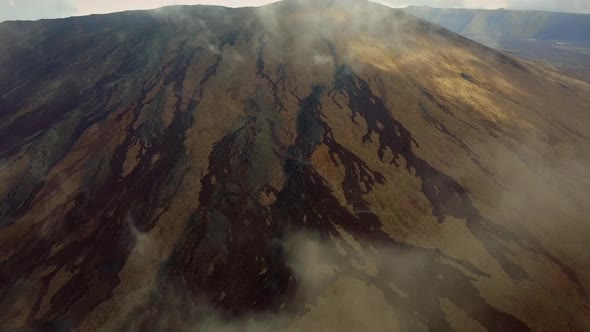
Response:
1,0,589,22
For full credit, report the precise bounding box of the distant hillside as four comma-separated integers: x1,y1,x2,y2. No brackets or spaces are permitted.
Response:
404,6,590,82
404,6,590,42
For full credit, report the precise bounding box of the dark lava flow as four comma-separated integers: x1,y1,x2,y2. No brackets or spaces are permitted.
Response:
0,31,232,328
144,44,534,331
273,81,530,332
326,45,585,293
0,11,585,331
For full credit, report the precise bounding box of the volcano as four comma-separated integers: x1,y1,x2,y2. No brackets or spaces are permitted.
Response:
1,0,590,331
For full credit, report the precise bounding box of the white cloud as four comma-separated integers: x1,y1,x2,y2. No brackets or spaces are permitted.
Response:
71,0,279,16
376,0,503,9
463,0,508,9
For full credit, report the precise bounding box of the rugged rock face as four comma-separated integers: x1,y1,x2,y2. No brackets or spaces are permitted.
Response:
1,1,590,331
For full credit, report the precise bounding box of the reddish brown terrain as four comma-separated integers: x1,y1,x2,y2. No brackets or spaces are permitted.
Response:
1,0,590,331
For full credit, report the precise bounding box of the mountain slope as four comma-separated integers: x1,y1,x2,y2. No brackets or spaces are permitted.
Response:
1,1,590,331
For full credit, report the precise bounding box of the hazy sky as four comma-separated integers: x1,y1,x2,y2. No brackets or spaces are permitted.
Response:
1,0,589,22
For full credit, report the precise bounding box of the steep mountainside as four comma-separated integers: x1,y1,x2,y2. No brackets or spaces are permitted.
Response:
1,0,590,331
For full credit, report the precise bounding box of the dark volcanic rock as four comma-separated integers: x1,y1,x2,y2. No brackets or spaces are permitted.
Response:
1,1,590,331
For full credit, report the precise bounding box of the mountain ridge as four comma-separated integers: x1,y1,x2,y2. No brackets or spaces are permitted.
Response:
404,6,590,82
404,5,590,41
406,5,590,16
